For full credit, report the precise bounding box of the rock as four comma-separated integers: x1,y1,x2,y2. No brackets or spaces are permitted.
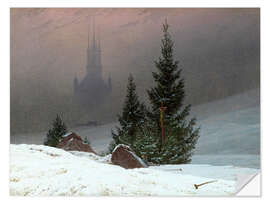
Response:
57,132,96,154
111,144,148,169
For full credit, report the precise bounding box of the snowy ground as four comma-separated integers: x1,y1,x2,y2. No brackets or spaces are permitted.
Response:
10,144,260,196
150,164,258,182
191,154,260,169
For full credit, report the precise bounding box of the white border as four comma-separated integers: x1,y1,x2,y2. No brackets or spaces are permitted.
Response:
2,0,269,202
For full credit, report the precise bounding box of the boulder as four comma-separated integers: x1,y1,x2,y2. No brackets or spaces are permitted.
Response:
57,132,96,154
111,144,148,169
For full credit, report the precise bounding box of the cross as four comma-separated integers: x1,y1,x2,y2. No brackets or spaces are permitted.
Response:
160,102,167,146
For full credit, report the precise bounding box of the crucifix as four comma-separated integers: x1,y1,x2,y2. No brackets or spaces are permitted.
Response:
160,102,167,146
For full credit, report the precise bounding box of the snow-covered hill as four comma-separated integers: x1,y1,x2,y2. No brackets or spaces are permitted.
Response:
10,144,259,196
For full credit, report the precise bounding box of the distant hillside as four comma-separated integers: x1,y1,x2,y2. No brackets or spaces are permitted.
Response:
193,88,260,155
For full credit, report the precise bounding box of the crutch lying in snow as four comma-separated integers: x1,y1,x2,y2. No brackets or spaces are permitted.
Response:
194,180,218,189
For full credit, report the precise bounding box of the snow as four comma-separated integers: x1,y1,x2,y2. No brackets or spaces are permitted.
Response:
10,144,239,196
62,132,73,138
150,164,258,181
190,88,260,156
191,154,260,169
69,151,112,164
68,137,74,142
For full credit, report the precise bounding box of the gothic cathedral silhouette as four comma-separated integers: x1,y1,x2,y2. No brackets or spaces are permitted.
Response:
73,19,112,109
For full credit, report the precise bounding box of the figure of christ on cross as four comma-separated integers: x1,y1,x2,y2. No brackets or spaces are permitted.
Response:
160,102,167,146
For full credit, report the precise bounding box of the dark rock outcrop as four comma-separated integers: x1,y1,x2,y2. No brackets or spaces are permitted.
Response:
111,144,148,169
57,132,96,154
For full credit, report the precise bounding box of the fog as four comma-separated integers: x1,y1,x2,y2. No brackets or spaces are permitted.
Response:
10,8,260,134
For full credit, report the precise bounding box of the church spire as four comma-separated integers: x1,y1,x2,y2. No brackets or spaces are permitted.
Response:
97,26,102,77
86,22,91,73
86,16,102,78
87,23,90,49
98,26,101,51
92,16,96,49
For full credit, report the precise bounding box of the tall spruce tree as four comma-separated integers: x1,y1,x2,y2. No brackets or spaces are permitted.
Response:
147,19,185,122
146,19,200,164
111,74,146,148
44,114,67,147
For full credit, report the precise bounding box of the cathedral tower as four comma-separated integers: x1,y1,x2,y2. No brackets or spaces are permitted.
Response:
86,19,102,80
73,19,112,108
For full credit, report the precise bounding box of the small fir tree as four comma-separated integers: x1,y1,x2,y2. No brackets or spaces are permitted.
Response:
83,136,90,145
44,114,67,147
111,74,146,150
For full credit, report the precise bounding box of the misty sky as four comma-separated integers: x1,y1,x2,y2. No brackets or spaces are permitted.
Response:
10,8,260,134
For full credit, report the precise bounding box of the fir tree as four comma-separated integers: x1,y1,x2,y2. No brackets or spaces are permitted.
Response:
147,19,185,122
159,112,200,164
44,114,67,147
146,19,200,164
132,120,162,163
83,136,90,145
111,74,146,149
